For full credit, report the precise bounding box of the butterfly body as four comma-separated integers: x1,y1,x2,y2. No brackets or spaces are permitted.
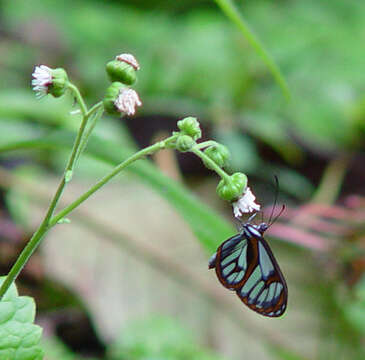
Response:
209,222,287,317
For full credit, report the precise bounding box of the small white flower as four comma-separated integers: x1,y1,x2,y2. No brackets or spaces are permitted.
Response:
114,88,142,116
232,187,260,218
32,65,53,98
116,53,140,70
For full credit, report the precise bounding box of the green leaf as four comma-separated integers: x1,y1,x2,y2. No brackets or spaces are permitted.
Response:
0,130,234,252
214,0,290,100
0,277,44,360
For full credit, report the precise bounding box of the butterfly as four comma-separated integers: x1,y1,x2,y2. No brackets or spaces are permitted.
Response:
209,213,288,317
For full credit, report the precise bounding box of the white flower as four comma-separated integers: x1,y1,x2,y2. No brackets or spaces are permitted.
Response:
116,53,140,70
114,88,142,116
32,65,53,98
232,187,260,218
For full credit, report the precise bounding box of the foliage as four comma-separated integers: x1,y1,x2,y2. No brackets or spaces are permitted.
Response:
0,277,44,360
1,0,365,359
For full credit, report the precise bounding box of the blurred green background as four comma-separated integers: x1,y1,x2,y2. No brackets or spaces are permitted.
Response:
1,0,365,359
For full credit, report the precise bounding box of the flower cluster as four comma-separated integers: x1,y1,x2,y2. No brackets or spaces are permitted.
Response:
32,53,142,117
176,117,260,218
31,53,260,219
104,53,142,116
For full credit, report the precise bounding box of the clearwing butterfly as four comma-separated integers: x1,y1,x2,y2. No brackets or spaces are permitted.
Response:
209,219,288,317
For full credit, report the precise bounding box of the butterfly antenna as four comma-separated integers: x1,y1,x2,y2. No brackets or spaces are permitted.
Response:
267,175,279,225
268,204,286,227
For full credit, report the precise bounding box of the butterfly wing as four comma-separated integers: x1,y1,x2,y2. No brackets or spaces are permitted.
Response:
210,230,287,317
209,233,249,289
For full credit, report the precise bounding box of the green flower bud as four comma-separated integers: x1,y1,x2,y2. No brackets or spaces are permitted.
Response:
49,68,68,97
103,82,127,115
32,65,68,99
103,82,142,116
106,60,137,85
106,53,140,85
203,144,230,169
177,117,201,140
176,135,195,152
216,172,247,202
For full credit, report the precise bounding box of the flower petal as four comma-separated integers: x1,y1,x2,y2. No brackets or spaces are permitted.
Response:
32,65,53,98
232,187,260,218
116,53,140,70
114,88,142,115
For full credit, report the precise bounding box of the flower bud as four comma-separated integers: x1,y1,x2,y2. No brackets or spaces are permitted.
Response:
103,82,142,116
216,172,247,202
176,135,195,152
177,117,201,141
106,54,140,85
32,65,68,99
103,82,125,115
49,68,68,97
203,144,230,169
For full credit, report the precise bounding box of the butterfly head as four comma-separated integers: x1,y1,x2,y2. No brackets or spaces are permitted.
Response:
242,222,268,238
257,222,269,234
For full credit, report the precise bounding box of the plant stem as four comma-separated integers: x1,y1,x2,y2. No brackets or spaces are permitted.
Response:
86,101,104,118
0,134,177,299
49,134,178,226
195,140,219,149
43,87,94,223
0,83,93,299
191,146,231,182
75,103,104,163
67,82,88,116
0,223,48,298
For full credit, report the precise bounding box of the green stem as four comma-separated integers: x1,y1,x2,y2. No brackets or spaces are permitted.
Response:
214,0,290,100
86,101,104,118
0,223,48,298
0,83,93,299
195,140,219,149
68,83,88,116
43,92,93,223
49,134,178,226
191,146,231,183
75,103,104,163
0,134,177,299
